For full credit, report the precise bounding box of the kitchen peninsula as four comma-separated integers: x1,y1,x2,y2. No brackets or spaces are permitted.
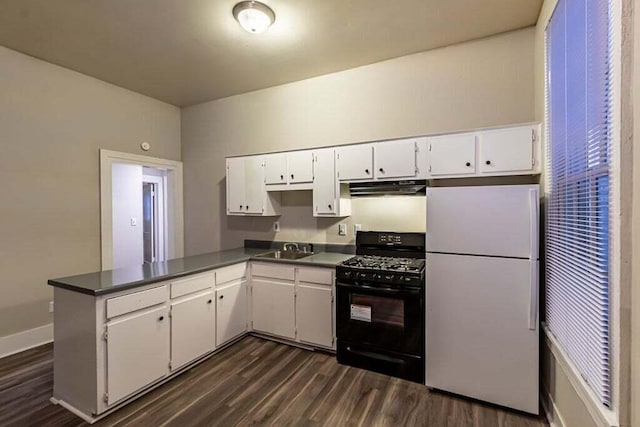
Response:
48,244,352,423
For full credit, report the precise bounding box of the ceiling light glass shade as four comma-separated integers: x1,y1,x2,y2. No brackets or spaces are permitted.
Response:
233,1,275,34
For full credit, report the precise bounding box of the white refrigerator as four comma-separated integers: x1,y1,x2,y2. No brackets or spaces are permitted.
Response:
425,184,539,414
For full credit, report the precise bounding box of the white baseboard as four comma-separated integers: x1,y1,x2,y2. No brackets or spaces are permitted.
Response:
0,323,53,359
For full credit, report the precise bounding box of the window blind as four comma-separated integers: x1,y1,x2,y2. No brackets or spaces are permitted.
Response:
545,0,612,406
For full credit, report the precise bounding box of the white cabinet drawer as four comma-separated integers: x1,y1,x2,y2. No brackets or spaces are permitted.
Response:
251,262,295,281
106,286,167,319
216,263,248,285
297,267,333,285
170,273,214,299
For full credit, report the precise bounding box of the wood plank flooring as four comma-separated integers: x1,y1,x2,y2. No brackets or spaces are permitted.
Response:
0,336,548,427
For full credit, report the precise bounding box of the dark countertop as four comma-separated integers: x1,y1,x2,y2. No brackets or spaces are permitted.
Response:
48,247,354,296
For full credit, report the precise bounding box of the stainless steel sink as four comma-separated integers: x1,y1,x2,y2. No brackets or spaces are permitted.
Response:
256,250,314,260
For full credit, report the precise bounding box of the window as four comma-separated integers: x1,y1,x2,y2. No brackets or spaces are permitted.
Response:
545,0,612,407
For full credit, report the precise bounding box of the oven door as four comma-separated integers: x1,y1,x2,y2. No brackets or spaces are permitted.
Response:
336,280,423,355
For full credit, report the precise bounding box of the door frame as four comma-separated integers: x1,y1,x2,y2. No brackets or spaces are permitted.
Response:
100,149,183,270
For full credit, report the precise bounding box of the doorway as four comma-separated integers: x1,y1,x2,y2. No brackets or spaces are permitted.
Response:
142,169,167,264
100,150,184,271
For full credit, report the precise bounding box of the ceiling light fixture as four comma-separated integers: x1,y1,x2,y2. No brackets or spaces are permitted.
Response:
232,1,275,34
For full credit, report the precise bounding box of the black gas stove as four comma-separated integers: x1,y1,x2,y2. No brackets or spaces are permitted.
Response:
336,231,426,383
337,255,425,286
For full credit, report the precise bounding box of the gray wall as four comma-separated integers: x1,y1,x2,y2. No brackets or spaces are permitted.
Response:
181,27,536,255
0,46,181,337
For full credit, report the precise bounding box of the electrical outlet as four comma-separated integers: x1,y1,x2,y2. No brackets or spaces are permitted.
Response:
273,221,280,232
338,224,347,236
354,224,362,235
49,301,54,313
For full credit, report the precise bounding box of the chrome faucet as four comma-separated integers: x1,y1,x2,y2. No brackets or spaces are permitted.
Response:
283,242,299,252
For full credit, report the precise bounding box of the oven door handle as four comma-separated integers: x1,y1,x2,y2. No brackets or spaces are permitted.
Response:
336,281,421,295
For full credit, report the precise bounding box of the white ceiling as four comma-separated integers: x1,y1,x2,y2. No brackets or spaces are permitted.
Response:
0,0,542,106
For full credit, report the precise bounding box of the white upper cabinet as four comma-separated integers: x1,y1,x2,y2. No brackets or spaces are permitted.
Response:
426,124,540,179
227,123,541,215
478,125,538,175
226,156,280,216
264,153,287,185
313,148,351,217
287,150,314,184
243,156,265,214
226,157,246,214
264,150,314,189
336,144,374,181
374,139,418,180
426,133,477,177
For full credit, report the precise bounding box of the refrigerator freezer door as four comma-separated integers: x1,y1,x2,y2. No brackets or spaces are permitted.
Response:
425,253,539,414
426,185,539,259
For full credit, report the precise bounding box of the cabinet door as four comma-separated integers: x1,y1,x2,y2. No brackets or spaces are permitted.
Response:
226,158,245,214
427,133,476,177
374,140,417,179
479,126,535,174
287,151,314,183
216,280,248,347
336,145,373,181
296,283,333,348
170,292,215,371
264,153,287,185
313,149,336,215
243,156,264,214
106,305,169,405
251,278,296,339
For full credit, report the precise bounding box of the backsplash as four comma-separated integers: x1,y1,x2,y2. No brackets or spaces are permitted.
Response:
223,191,426,248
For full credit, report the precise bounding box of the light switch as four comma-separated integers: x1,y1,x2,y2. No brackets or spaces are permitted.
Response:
354,224,362,234
338,223,347,236
131,217,137,226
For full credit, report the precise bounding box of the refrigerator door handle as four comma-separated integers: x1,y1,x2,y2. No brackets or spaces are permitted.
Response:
528,188,539,330
528,261,538,330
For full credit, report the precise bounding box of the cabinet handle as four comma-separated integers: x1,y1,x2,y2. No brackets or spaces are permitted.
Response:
207,299,213,304
486,160,491,165
280,174,284,180
291,174,294,179
365,169,370,174
379,168,384,173
240,205,243,209
465,162,471,167
245,205,249,210
328,204,332,209
219,295,224,299
158,316,164,321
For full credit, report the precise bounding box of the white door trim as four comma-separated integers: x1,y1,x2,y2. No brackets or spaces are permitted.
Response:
100,150,183,271
142,174,167,263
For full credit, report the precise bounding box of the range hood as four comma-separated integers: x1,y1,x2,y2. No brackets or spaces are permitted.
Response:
348,180,427,197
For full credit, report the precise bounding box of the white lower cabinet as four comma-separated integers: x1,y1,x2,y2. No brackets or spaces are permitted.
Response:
170,291,215,371
250,263,335,348
106,305,170,405
52,260,335,422
216,279,248,346
252,277,296,339
296,283,333,348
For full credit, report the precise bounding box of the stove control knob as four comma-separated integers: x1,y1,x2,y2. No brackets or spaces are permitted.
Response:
344,271,352,278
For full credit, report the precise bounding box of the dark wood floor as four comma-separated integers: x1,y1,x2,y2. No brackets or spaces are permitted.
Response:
0,336,548,427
